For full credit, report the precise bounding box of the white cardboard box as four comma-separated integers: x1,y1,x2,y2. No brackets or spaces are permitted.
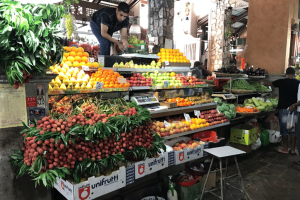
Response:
145,152,168,174
185,143,205,161
127,160,147,179
54,166,126,200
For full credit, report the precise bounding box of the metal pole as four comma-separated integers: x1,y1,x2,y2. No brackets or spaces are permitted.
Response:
220,158,224,200
200,157,214,200
234,156,247,200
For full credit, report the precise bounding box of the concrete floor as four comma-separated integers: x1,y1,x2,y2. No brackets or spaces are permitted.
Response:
202,144,300,200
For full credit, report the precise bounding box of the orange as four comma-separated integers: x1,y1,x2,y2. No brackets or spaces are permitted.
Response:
83,52,89,57
157,53,161,57
77,52,83,57
77,47,84,52
98,68,103,71
86,62,93,67
93,62,100,68
186,59,190,63
160,48,165,53
179,52,183,56
81,56,88,63
70,47,78,52
80,62,86,66
74,56,82,62
63,52,69,57
73,61,80,67
63,46,71,52
60,62,63,67
67,56,75,63
69,51,76,57
176,49,179,53
65,61,72,67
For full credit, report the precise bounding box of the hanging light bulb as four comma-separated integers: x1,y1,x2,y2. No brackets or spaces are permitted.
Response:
17,0,63,4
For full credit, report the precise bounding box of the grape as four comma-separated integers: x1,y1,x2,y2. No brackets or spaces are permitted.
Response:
64,13,74,39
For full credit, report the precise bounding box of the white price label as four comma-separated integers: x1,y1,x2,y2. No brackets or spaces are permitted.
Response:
95,82,104,89
141,45,145,50
184,113,191,122
194,110,201,118
164,120,171,127
88,57,94,63
99,57,105,66
269,86,272,90
187,72,192,76
82,66,90,71
165,61,170,66
163,81,169,88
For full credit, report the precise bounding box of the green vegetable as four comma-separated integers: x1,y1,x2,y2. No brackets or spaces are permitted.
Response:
218,105,224,112
250,82,271,93
224,111,231,119
224,80,255,91
222,104,229,111
229,104,235,111
214,98,221,103
257,106,265,111
252,97,260,107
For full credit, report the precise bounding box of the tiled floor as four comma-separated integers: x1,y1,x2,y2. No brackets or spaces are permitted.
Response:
202,144,300,200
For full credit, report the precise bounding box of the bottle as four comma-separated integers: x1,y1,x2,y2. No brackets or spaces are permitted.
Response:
167,176,178,200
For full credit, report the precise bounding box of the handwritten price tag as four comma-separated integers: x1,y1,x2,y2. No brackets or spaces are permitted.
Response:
164,120,171,127
88,57,94,63
184,113,191,123
194,110,201,118
118,77,127,84
187,72,192,76
82,66,90,71
165,61,170,66
95,82,104,89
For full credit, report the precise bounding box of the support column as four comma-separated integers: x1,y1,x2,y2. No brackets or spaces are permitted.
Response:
148,0,174,48
246,0,299,74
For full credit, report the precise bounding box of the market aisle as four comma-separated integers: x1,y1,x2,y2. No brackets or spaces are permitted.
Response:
202,144,300,200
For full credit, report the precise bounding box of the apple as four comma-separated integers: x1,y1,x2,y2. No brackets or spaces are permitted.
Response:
187,127,191,131
160,132,165,137
171,123,176,129
165,132,170,136
155,127,160,132
170,130,174,135
160,128,165,133
183,127,188,132
160,123,165,128
180,128,185,132
165,127,171,132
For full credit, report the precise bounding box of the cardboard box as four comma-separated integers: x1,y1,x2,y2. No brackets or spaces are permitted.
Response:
159,101,177,108
264,121,280,132
145,152,168,174
230,142,252,154
230,124,258,145
165,137,205,165
127,160,147,180
54,167,126,200
198,171,216,190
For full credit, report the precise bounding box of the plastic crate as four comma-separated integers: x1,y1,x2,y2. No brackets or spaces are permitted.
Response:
176,176,199,187
128,43,147,53
192,131,217,142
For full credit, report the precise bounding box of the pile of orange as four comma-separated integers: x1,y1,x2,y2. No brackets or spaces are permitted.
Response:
61,46,100,68
157,48,190,63
91,68,130,89
166,98,194,107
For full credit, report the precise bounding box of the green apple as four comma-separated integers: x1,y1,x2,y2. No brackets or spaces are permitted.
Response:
147,65,151,69
142,73,147,77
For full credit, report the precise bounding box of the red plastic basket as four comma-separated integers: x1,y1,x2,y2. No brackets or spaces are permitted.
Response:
192,131,217,142
175,176,199,187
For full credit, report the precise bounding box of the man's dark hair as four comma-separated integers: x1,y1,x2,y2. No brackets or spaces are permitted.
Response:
118,2,130,14
194,61,201,67
286,67,295,75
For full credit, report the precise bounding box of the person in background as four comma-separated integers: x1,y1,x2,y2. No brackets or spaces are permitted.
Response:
192,59,212,79
263,67,300,154
90,2,130,55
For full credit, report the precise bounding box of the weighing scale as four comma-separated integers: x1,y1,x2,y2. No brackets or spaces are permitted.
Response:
212,93,236,100
130,93,168,111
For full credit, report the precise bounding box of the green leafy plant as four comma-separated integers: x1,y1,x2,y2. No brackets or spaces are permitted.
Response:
0,1,65,88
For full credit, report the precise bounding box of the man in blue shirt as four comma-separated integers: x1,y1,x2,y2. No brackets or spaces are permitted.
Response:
90,2,130,55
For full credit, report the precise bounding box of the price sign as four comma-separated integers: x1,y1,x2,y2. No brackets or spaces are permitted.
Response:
88,57,94,63
95,82,104,89
187,72,192,76
118,77,127,84
164,120,171,127
165,61,170,66
141,45,145,50
163,81,169,88
194,110,201,118
184,113,191,123
269,86,272,90
98,57,105,66
82,66,90,71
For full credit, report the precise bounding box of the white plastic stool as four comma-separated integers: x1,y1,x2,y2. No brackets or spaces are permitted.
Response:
200,146,249,200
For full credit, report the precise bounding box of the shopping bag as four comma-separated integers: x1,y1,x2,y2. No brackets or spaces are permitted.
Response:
287,110,297,132
251,138,261,150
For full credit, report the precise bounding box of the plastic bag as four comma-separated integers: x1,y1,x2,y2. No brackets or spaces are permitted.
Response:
267,129,281,143
260,127,270,146
251,138,261,150
287,110,297,132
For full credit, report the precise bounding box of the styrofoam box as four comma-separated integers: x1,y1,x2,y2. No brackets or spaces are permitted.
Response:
164,137,205,164
127,160,147,179
54,166,126,200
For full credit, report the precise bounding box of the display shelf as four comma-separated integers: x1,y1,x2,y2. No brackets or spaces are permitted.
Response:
150,102,217,118
163,122,230,140
214,77,248,80
116,67,191,72
119,54,160,59
48,88,129,95
130,86,150,91
150,84,209,90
